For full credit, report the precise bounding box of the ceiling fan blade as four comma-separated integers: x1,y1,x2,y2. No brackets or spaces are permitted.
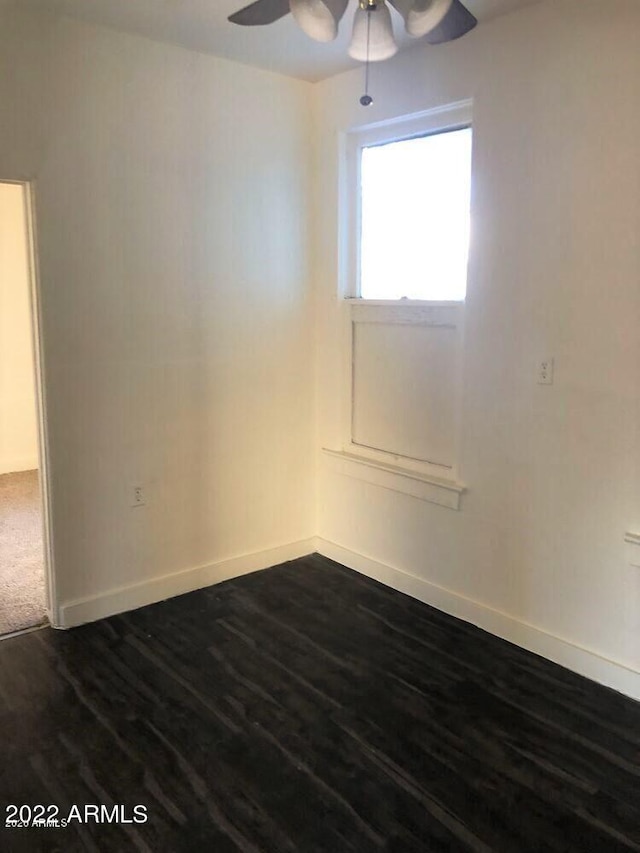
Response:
423,0,477,43
228,0,290,26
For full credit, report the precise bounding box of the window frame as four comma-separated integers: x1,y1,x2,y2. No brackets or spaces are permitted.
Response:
341,99,473,304
345,299,466,476
327,290,467,509
328,103,473,506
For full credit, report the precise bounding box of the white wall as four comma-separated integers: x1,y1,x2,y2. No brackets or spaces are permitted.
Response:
0,8,315,620
2,0,639,699
314,0,640,696
0,182,39,474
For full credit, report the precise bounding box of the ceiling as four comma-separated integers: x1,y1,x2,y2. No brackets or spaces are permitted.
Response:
17,0,543,82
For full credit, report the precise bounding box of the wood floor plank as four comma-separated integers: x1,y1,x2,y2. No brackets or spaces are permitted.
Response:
0,554,639,852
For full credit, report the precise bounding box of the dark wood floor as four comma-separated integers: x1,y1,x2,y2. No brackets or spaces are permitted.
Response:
0,554,639,852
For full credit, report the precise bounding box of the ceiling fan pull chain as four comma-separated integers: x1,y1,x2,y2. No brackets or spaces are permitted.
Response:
360,5,373,106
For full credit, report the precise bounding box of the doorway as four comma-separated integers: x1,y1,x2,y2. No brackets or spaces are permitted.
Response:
0,180,52,636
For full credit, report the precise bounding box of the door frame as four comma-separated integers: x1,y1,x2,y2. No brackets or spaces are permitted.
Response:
1,178,58,627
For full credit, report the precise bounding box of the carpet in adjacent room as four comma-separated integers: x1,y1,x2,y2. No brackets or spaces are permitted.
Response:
0,469,46,635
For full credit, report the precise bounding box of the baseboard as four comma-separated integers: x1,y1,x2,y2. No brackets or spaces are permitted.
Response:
316,538,640,702
0,457,38,475
58,538,316,629
54,535,640,701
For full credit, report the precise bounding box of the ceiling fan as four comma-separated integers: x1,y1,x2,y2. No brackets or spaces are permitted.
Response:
227,1,478,62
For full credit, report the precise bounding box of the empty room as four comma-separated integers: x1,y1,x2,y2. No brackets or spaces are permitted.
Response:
0,0,639,850
0,180,46,639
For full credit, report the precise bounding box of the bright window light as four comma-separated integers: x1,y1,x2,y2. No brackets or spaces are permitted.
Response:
359,127,472,301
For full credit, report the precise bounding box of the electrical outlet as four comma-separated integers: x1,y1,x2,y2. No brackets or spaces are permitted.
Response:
132,486,145,507
537,358,554,385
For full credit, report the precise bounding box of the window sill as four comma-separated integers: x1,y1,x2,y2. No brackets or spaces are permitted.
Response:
322,448,466,511
344,298,465,307
345,300,463,328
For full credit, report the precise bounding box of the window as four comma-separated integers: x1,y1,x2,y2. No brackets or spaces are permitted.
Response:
343,101,473,302
360,127,472,300
328,104,472,509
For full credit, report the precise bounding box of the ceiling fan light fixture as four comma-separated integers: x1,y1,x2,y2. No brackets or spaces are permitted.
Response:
228,0,477,105
348,1,398,62
290,0,338,42
406,0,453,38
